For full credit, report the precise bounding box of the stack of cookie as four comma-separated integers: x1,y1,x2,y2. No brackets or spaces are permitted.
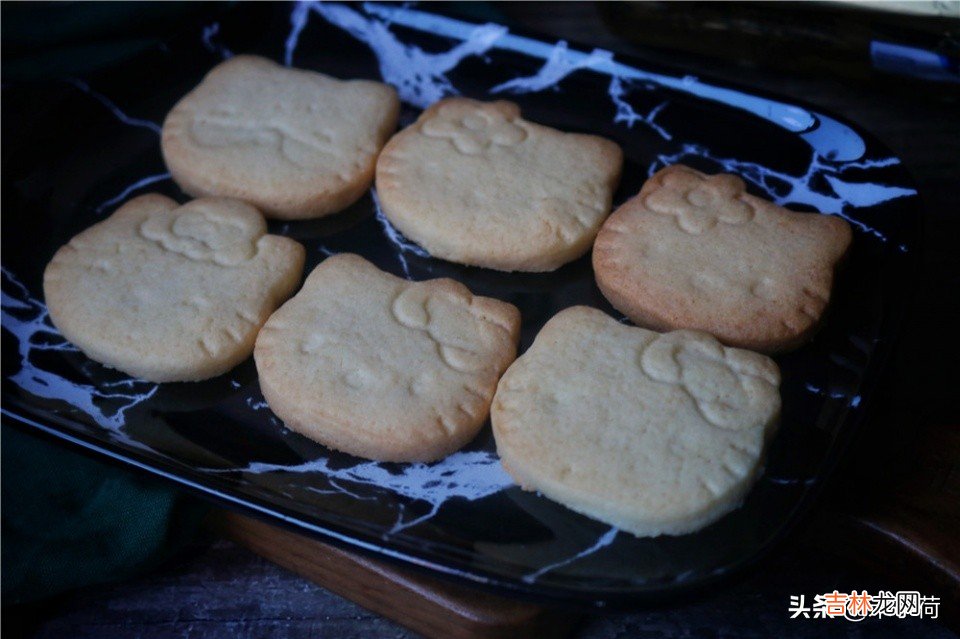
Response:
43,55,851,537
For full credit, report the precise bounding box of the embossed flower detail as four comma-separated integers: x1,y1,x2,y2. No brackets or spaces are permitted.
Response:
644,167,755,235
421,102,527,155
140,200,263,266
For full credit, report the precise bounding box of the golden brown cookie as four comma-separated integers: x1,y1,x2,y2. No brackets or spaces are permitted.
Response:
593,165,852,352
492,306,781,537
254,254,521,462
43,194,305,382
376,97,623,272
162,55,399,220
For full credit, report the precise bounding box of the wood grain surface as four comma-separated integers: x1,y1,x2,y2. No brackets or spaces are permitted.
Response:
208,510,577,639
10,533,953,638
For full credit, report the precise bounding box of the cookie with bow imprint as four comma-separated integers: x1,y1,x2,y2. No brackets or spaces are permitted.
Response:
162,55,399,220
593,164,852,352
491,306,781,537
375,97,623,272
43,194,305,383
254,253,521,462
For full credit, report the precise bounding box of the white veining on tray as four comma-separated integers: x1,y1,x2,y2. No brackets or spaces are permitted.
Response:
2,264,512,521
246,397,270,411
95,172,172,214
805,383,862,408
202,22,234,60
286,2,915,253
287,1,506,108
650,144,915,250
608,77,672,140
357,2,876,161
68,78,162,135
522,526,619,583
65,77,172,217
371,187,430,279
488,41,672,141
490,40,611,94
306,479,378,502
765,476,818,486
1,4,924,587
1,268,158,446
211,448,513,535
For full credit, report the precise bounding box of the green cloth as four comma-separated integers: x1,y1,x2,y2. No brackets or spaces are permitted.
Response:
3,1,219,605
1,425,207,604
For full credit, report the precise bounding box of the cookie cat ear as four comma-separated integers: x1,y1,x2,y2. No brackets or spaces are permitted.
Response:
705,173,747,197
724,346,781,387
109,193,179,220
657,165,704,190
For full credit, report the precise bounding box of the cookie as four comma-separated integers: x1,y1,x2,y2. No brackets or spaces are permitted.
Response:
162,55,400,220
376,97,623,272
254,253,521,462
593,164,852,352
491,306,780,537
43,194,305,383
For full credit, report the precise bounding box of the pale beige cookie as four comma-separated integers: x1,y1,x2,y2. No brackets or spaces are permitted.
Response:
162,55,400,220
376,97,623,272
593,165,852,352
254,253,521,462
492,306,780,537
43,194,305,383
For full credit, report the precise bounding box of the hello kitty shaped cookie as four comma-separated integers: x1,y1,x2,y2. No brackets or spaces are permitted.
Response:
376,97,623,272
162,55,399,220
593,165,852,352
491,306,781,537
43,194,305,382
254,254,521,462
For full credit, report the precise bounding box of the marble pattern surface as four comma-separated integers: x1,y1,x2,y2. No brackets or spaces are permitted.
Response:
0,2,921,601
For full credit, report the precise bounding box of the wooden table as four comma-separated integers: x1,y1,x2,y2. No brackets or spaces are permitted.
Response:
9,533,952,639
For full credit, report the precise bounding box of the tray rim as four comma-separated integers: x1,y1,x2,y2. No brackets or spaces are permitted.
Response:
0,2,925,608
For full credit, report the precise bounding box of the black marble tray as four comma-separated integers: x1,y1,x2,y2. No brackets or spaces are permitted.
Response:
1,2,922,606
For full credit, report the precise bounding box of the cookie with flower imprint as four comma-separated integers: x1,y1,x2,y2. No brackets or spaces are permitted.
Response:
491,306,781,537
254,253,521,462
162,55,399,220
593,164,852,352
43,194,305,383
375,97,623,272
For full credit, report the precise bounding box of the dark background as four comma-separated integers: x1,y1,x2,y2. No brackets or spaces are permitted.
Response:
3,2,958,637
